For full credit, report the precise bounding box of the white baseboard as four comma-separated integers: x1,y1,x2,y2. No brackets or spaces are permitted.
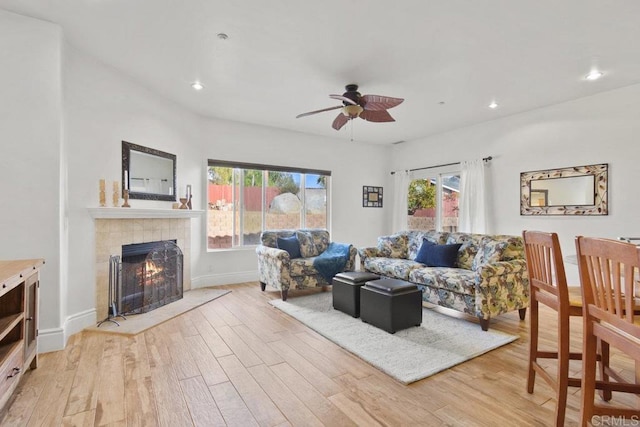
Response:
37,327,65,353
191,270,258,288
66,308,96,338
38,308,96,353
38,272,254,354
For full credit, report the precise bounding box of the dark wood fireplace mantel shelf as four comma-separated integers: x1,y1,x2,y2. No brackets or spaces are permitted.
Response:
88,207,203,219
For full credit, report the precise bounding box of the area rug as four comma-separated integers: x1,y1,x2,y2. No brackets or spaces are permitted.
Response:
270,292,518,384
86,287,230,335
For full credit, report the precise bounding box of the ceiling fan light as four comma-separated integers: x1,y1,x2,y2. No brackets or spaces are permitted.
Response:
343,105,363,117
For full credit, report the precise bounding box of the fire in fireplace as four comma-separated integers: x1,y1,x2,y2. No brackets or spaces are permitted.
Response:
120,240,183,314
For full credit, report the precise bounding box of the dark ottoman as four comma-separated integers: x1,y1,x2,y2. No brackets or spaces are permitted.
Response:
332,271,380,317
360,278,422,333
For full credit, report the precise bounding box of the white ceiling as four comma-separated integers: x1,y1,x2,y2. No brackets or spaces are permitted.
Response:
3,0,640,144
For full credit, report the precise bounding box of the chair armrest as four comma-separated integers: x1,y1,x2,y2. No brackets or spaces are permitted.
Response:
357,246,381,269
256,245,290,261
474,259,530,319
256,245,292,290
344,244,358,271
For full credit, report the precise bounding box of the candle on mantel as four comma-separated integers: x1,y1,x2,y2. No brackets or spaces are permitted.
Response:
113,181,119,207
99,179,106,207
124,171,128,190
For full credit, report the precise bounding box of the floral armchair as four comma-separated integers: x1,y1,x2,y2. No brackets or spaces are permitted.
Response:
256,229,357,300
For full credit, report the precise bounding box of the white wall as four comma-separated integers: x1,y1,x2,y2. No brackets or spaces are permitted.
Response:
0,11,63,344
391,84,640,283
12,8,640,351
61,40,391,347
62,45,205,341
192,119,391,285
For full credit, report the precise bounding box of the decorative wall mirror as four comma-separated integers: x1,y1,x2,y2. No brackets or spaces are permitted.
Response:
122,141,177,201
520,163,608,215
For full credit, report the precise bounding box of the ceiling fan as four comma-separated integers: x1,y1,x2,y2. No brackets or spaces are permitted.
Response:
296,84,404,131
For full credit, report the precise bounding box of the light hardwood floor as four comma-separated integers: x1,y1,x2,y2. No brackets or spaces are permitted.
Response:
1,283,638,426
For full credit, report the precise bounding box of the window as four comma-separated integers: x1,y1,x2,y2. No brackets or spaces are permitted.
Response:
407,172,460,232
207,160,330,249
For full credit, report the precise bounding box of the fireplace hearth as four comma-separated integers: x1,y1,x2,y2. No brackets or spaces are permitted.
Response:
120,240,183,314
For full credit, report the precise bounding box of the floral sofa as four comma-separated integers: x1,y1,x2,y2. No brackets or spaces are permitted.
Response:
358,230,529,330
256,229,357,300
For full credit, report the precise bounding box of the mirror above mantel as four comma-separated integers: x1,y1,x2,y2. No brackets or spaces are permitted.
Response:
520,163,608,215
122,141,177,201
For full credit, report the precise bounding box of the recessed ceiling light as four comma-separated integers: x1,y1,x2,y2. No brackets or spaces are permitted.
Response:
191,81,204,91
488,101,498,109
585,70,604,81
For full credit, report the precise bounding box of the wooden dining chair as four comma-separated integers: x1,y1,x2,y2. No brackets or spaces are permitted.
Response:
522,230,590,426
575,236,640,426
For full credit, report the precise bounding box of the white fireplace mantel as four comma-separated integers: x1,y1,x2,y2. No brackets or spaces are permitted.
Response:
88,207,204,219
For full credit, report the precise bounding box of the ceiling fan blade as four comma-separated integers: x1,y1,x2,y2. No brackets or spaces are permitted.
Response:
329,94,357,105
359,109,395,123
296,105,343,119
361,95,404,111
332,113,349,130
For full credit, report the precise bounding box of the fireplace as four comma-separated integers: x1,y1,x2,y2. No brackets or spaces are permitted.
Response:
120,240,183,314
91,213,196,322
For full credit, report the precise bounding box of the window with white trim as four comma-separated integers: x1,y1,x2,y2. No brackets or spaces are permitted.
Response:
207,160,330,249
407,170,460,232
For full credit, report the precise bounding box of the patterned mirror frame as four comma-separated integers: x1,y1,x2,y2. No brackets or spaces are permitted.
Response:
520,163,608,215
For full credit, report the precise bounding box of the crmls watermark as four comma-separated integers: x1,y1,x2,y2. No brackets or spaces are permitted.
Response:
592,415,640,426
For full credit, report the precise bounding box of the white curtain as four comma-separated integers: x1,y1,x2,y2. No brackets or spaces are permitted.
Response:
458,159,487,233
392,170,410,232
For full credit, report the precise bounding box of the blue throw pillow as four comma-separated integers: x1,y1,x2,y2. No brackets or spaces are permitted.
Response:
277,235,301,259
414,239,436,264
415,239,462,267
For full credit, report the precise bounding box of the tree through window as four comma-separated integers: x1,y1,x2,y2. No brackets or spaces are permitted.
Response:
407,172,460,232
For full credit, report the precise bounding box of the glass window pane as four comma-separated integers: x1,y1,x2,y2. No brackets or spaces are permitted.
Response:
265,170,301,230
207,161,331,250
233,169,242,246
242,169,263,245
407,178,436,231
305,174,328,229
441,174,460,232
207,166,233,249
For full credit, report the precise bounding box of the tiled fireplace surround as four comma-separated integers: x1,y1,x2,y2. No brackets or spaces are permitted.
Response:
92,210,196,321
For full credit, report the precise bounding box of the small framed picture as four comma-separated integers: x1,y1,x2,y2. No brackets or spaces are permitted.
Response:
363,186,383,207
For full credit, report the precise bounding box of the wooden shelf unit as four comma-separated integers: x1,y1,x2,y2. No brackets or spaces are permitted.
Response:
0,259,43,412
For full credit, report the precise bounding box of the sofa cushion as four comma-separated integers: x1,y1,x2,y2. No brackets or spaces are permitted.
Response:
490,235,525,261
277,235,302,259
290,257,319,277
446,233,484,270
471,235,524,270
261,230,292,248
472,240,507,270
309,229,330,254
409,267,477,295
296,230,320,257
363,257,423,281
377,234,408,259
415,240,462,268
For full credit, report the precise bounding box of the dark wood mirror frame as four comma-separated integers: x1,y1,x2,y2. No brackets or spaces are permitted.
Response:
520,163,608,215
122,141,177,201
